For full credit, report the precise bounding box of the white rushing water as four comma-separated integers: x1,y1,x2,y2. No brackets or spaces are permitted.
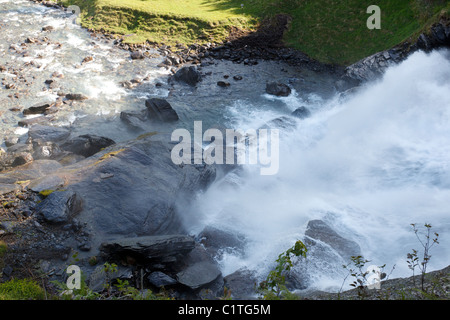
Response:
186,49,450,291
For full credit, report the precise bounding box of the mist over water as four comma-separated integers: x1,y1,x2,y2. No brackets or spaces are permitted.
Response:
186,49,450,291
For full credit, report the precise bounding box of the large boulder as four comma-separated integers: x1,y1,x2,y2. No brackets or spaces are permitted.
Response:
46,133,216,250
304,219,361,261
173,66,202,86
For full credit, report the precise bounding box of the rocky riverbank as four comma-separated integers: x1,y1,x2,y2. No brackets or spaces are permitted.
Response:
1,0,449,301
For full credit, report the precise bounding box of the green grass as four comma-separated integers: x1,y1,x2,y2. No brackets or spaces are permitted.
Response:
59,0,450,65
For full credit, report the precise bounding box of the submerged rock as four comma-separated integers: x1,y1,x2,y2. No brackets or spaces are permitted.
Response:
266,81,291,97
291,106,311,119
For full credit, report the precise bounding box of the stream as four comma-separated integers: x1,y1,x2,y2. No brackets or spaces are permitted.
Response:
1,0,450,293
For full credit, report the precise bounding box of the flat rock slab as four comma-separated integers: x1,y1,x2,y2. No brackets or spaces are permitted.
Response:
36,190,83,224
100,235,195,263
176,261,222,290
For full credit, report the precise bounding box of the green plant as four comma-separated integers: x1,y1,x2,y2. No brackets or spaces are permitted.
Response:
258,240,307,300
407,223,439,291
340,256,388,300
0,278,47,300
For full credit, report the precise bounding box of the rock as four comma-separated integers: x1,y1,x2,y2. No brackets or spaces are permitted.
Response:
31,135,216,252
223,268,258,299
88,264,133,292
291,106,311,119
145,98,179,122
81,56,93,64
217,81,230,88
60,135,116,157
262,116,297,130
176,261,222,290
31,140,61,160
28,124,71,143
197,226,246,257
22,103,51,115
233,75,243,81
266,82,291,97
120,110,148,130
42,26,54,32
304,219,361,261
130,51,145,60
36,190,83,224
18,116,52,127
100,235,195,266
147,271,178,288
28,175,65,193
65,93,88,101
173,66,202,86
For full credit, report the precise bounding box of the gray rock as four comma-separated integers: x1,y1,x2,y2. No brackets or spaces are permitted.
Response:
198,226,246,257
147,271,178,287
60,134,115,157
28,175,65,193
36,190,83,224
173,66,202,86
266,82,291,97
304,219,361,261
120,110,148,131
28,125,71,143
145,98,179,122
291,106,311,119
176,261,222,290
223,268,258,299
100,235,195,265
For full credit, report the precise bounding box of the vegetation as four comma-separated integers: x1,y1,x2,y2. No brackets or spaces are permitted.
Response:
59,0,450,65
0,278,46,300
257,240,307,300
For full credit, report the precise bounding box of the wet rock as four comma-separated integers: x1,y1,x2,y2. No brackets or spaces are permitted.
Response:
291,106,311,119
223,268,258,299
28,175,65,193
60,134,116,157
100,235,195,265
304,219,361,261
197,226,246,257
233,75,243,81
145,98,179,122
130,50,145,60
217,81,230,87
120,110,148,130
147,271,178,288
31,140,61,160
266,81,291,97
23,103,51,115
36,190,83,224
173,66,202,86
28,124,71,143
262,116,297,130
176,260,222,290
65,93,88,101
42,26,54,32
18,116,53,127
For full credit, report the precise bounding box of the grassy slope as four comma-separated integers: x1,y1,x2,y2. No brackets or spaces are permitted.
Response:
60,0,450,65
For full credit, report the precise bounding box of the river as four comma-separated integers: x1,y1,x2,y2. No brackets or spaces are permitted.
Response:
1,0,449,293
